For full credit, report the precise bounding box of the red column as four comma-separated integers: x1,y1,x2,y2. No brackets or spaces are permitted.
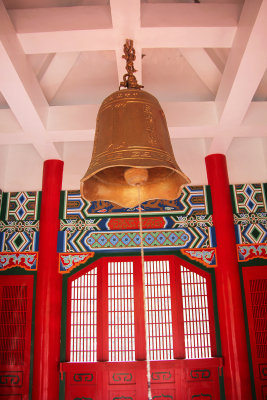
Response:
205,154,252,400
32,160,64,400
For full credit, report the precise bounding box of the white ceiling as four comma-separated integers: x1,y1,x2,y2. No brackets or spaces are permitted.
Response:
0,0,266,192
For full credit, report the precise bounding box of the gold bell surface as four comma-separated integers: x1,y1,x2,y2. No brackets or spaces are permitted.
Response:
80,88,190,207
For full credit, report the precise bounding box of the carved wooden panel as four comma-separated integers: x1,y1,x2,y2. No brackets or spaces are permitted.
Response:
62,359,222,400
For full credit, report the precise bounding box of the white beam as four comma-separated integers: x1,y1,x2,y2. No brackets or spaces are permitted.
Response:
207,133,234,155
140,27,235,49
18,26,236,55
0,2,48,124
1,100,267,140
18,29,116,55
216,0,267,125
8,5,112,33
0,2,60,159
14,2,240,55
141,3,241,28
110,0,142,85
1,100,259,135
180,49,221,95
47,102,217,132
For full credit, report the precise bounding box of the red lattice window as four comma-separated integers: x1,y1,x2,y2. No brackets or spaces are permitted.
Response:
249,278,267,358
181,266,212,359
0,275,34,398
108,261,135,361
67,256,216,363
69,268,97,362
0,285,28,365
243,266,267,400
144,260,174,361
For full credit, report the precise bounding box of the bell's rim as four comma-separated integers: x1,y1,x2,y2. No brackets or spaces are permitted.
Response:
81,163,190,185
80,164,190,207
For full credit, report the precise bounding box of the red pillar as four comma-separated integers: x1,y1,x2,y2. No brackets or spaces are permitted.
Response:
32,160,64,400
205,154,252,400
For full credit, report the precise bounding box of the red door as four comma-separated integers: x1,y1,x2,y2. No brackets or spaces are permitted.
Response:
62,255,222,400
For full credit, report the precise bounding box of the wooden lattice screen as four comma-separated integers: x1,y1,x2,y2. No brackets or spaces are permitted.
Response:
243,266,267,400
67,255,216,363
0,275,34,400
63,255,221,400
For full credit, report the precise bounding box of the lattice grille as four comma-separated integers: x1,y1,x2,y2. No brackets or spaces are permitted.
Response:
144,260,174,361
0,285,27,365
181,266,212,359
68,258,215,363
108,261,135,362
249,279,267,358
70,269,97,362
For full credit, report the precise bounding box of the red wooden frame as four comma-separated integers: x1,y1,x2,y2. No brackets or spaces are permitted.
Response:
66,259,99,362
97,259,109,361
66,254,217,363
61,358,223,400
133,257,147,361
170,259,185,358
175,256,217,357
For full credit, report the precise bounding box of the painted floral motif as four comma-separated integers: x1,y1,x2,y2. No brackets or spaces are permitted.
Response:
0,252,37,270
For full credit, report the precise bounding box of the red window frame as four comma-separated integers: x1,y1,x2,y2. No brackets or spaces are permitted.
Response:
66,254,217,362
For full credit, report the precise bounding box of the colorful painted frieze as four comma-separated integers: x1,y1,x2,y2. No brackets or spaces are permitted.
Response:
58,227,215,253
237,243,267,262
59,252,95,273
0,252,38,271
61,186,209,219
231,183,266,214
0,231,38,252
2,191,41,221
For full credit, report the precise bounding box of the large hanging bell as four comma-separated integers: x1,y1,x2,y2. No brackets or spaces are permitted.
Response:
80,87,190,207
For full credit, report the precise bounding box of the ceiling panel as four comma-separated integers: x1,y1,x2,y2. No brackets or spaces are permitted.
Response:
227,137,267,183
51,51,118,105
0,0,266,191
142,48,214,101
1,143,43,191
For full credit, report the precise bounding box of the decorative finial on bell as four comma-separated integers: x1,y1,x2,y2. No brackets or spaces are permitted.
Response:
80,40,190,207
119,39,144,90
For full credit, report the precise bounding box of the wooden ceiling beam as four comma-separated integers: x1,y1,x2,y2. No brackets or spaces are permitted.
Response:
2,100,267,139
216,0,267,125
110,0,142,86
209,0,267,154
11,2,240,54
0,1,61,159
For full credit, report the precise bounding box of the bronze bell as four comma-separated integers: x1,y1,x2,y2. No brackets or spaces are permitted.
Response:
80,40,190,207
